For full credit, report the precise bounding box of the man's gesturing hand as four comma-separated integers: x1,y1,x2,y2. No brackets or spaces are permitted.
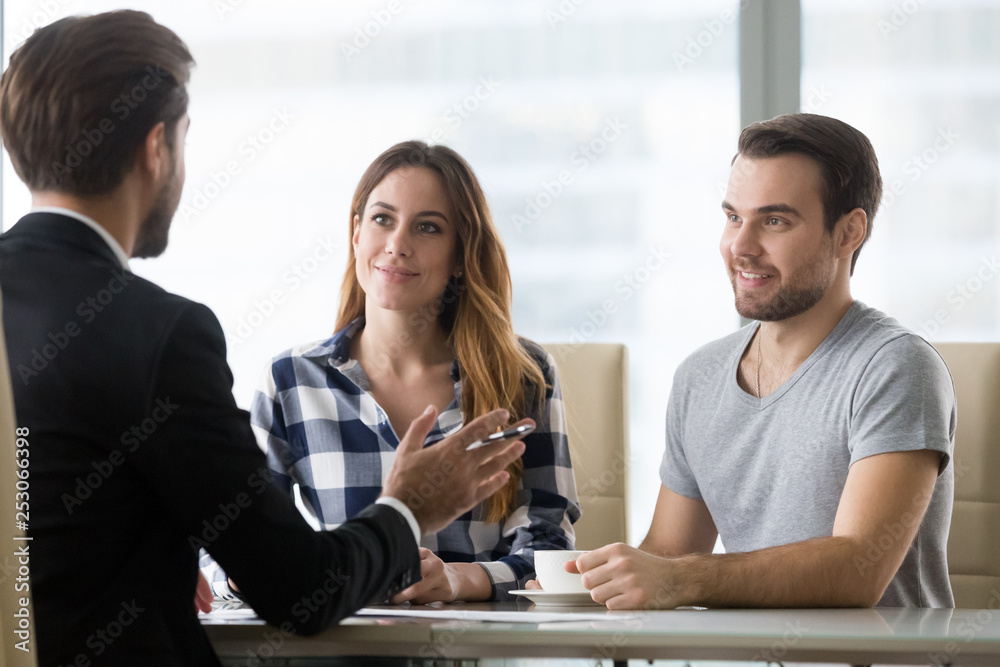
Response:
381,406,530,536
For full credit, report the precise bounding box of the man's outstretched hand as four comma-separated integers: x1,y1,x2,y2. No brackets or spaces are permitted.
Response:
382,406,530,536
195,570,213,614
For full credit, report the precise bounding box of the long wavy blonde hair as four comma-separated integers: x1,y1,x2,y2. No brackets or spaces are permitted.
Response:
336,141,547,524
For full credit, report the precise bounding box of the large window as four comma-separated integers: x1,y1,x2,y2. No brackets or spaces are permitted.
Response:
802,0,1000,342
2,0,740,540
4,1,997,548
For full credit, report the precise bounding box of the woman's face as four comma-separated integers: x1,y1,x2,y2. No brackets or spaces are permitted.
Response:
353,166,461,316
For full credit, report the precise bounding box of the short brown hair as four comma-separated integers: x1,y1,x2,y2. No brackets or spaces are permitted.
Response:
735,113,882,274
0,11,194,196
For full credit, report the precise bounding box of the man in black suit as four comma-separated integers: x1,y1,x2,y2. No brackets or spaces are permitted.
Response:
0,11,528,666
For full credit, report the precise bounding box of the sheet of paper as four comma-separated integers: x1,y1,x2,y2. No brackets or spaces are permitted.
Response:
199,608,261,621
200,605,639,624
355,607,638,623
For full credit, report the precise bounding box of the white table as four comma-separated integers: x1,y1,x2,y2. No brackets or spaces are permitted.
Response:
204,603,1000,665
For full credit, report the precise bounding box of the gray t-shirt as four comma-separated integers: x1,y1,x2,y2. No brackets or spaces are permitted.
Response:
660,301,956,607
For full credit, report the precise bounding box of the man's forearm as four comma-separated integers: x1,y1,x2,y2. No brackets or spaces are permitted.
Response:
674,536,889,608
639,535,683,559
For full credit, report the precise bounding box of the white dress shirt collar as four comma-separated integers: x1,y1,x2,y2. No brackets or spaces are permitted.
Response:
29,206,131,271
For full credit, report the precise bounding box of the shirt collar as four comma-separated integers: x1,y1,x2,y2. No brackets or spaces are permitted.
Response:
302,317,461,381
30,206,131,270
301,318,364,365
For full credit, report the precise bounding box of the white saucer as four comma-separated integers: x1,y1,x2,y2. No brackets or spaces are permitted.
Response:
511,590,602,607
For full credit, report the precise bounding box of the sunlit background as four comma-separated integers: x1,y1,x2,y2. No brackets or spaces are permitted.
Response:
3,0,999,555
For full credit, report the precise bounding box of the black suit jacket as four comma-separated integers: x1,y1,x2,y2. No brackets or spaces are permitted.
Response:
0,213,420,666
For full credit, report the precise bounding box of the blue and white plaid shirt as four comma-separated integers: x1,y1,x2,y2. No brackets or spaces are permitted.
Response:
204,319,580,601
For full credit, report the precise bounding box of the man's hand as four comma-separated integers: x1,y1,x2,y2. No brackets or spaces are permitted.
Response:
576,451,945,610
381,406,529,536
195,570,213,614
574,543,687,610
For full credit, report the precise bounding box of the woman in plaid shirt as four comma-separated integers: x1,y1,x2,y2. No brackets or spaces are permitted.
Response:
223,141,581,603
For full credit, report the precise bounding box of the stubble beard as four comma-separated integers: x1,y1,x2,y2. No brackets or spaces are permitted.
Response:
132,154,181,259
730,251,835,322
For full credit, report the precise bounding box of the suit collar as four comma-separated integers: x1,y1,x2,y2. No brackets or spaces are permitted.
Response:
30,207,130,269
3,212,130,270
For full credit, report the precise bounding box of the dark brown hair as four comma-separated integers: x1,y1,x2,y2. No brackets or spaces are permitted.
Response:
337,141,547,524
735,113,882,274
0,10,194,196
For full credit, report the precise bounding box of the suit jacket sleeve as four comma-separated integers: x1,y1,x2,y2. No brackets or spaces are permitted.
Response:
130,301,420,633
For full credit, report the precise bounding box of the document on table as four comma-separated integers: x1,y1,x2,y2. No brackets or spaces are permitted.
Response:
355,607,639,623
199,605,639,624
199,608,261,622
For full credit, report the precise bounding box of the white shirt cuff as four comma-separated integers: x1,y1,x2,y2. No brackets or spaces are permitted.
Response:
375,497,421,544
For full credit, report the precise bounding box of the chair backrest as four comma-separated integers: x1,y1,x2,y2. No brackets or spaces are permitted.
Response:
541,343,629,550
0,290,38,666
933,343,1000,609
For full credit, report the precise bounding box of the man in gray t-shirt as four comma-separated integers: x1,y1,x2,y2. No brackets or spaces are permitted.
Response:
661,302,954,607
562,113,956,610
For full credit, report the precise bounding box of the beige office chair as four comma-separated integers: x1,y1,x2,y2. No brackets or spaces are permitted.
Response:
0,291,38,666
541,343,629,550
933,343,1000,609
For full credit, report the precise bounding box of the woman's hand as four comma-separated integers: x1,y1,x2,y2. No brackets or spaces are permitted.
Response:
390,548,461,604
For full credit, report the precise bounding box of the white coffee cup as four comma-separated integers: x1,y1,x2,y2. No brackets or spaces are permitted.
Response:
534,550,589,593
